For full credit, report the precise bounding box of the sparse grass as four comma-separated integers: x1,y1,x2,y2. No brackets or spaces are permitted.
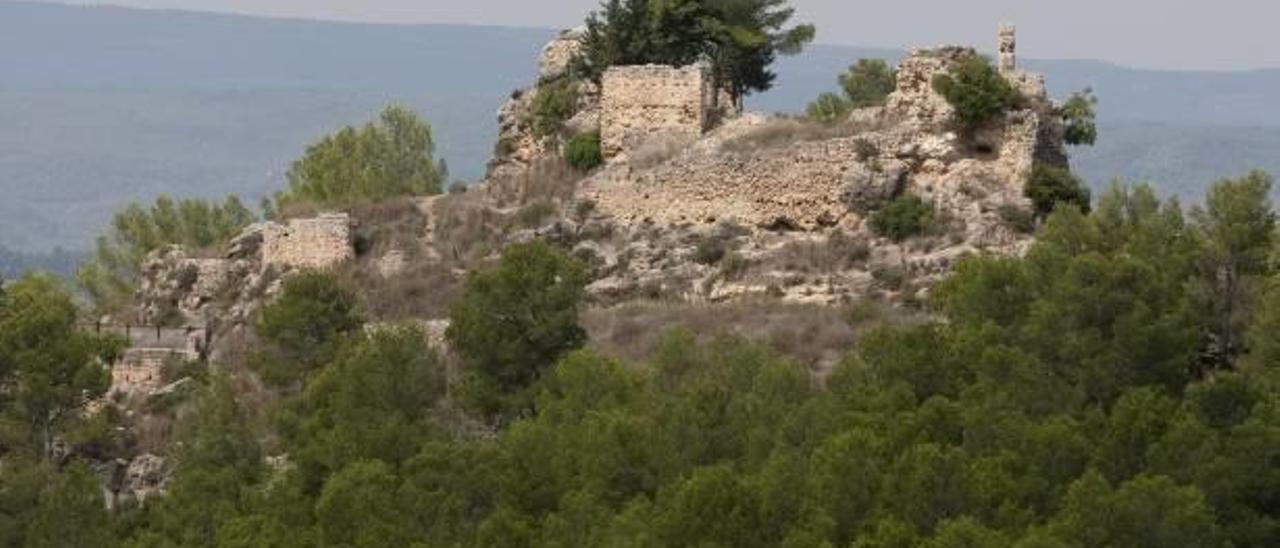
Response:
515,199,560,229
720,114,898,155
692,223,748,266
583,299,917,374
871,264,909,291
491,158,581,208
348,197,427,257
769,231,871,273
628,134,689,170
432,192,505,264
719,252,750,281
335,255,461,322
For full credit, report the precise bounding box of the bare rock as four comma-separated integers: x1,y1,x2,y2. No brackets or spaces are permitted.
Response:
537,27,585,81
841,159,910,213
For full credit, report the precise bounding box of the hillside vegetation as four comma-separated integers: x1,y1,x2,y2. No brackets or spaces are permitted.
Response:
1,2,1279,546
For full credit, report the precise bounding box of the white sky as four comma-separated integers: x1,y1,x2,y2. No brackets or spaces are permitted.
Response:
32,0,1280,70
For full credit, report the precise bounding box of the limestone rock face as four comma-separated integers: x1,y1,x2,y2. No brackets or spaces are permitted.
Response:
842,159,911,213
489,31,601,182
538,27,585,80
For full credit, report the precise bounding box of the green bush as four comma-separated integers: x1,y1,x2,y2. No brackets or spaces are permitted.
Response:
806,92,852,123
997,203,1037,233
870,193,934,241
1062,88,1099,146
446,241,588,409
1025,164,1092,217
840,58,897,108
563,132,604,171
277,105,445,208
931,54,1020,129
532,78,580,137
253,271,363,386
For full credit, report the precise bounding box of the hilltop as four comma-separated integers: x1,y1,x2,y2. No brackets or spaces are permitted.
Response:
2,1,1280,256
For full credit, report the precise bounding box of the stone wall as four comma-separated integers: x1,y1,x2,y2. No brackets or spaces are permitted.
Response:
601,64,712,159
110,348,198,397
261,213,354,270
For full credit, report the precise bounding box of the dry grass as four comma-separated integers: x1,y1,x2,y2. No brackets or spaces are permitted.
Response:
336,254,461,323
719,114,898,155
348,197,428,257
486,158,582,208
628,133,691,170
765,231,871,274
432,191,506,264
583,298,917,374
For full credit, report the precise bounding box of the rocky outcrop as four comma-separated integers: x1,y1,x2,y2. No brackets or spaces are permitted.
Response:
489,29,601,182
538,27,585,80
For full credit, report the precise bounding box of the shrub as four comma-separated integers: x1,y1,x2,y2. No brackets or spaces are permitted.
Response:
1025,164,1092,217
446,241,588,405
997,203,1037,234
931,54,1019,130
870,193,934,242
719,252,750,281
563,132,603,171
253,271,363,386
514,199,559,229
277,105,444,208
1062,88,1099,146
806,92,852,123
840,58,897,108
532,78,579,137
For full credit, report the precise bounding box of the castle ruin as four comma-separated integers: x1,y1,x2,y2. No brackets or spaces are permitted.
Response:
600,63,717,159
260,213,354,270
998,23,1017,74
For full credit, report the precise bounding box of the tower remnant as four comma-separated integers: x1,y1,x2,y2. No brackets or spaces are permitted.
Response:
998,23,1017,74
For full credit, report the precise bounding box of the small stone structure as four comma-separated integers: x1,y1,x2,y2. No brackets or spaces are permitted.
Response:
998,23,1017,74
110,348,198,397
261,213,354,270
600,63,715,159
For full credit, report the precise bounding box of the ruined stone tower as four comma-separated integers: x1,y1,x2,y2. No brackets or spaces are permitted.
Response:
998,23,1016,74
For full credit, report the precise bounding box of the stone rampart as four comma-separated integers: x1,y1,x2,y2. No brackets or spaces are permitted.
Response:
601,64,712,158
261,213,354,270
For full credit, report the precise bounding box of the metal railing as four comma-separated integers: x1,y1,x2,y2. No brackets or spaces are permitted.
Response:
81,322,210,352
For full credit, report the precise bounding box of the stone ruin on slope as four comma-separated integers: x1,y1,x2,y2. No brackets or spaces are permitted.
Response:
579,24,1069,232
259,213,355,270
600,63,719,159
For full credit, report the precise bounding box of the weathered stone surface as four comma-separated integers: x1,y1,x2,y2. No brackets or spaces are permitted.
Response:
842,159,911,213
538,27,585,80
600,64,712,159
261,213,354,270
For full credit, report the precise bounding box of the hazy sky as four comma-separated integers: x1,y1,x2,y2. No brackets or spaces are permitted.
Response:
36,0,1280,70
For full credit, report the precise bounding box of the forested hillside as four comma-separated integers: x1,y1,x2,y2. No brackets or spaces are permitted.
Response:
2,179,1277,547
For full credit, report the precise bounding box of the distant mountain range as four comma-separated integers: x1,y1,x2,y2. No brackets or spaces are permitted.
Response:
2,0,1278,257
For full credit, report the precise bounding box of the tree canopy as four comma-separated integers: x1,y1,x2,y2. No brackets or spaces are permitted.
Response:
77,194,255,314
275,105,446,210
578,0,815,102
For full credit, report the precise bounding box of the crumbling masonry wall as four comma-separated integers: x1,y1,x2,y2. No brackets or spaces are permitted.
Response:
261,213,354,270
601,64,713,159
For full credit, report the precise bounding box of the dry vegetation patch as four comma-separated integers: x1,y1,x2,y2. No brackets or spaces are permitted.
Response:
583,298,919,375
